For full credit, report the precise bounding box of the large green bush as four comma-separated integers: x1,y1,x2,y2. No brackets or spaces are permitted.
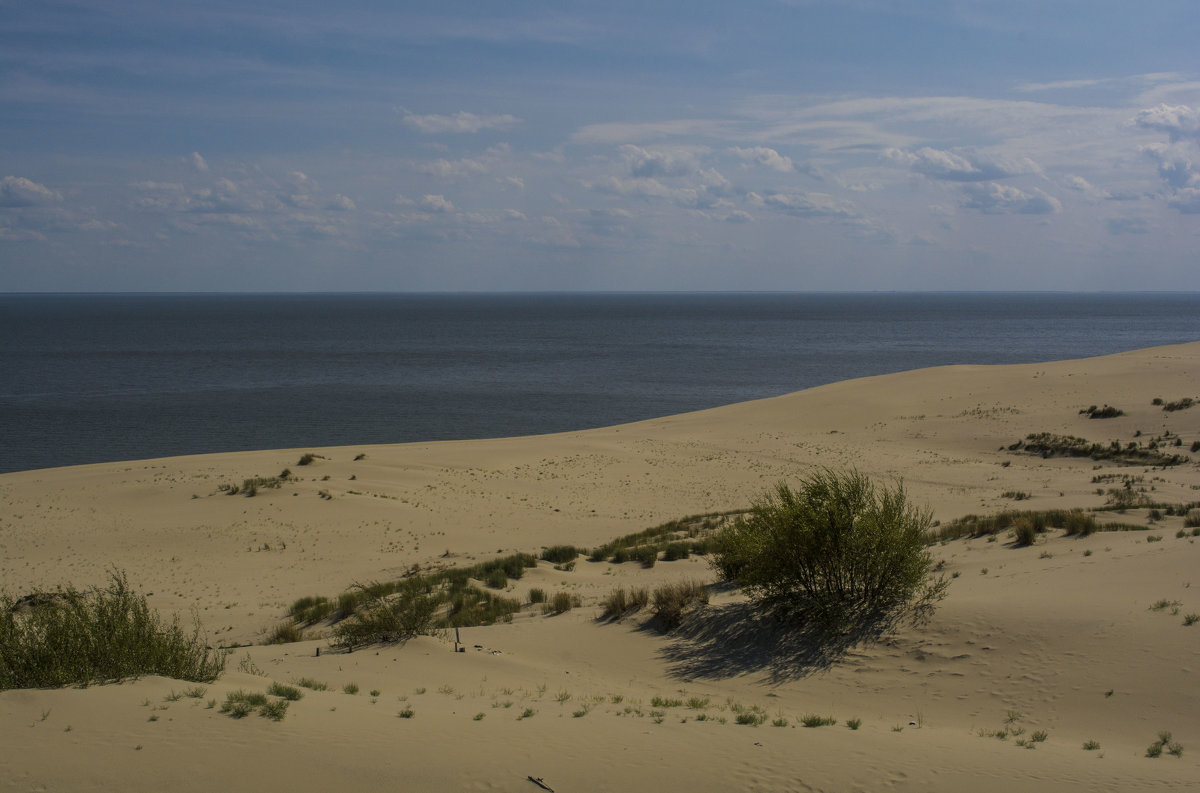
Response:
710,469,947,630
0,571,225,690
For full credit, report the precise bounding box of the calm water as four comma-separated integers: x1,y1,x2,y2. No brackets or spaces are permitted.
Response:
1,292,1197,474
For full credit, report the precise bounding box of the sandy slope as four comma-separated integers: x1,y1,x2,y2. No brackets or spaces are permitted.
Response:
2,342,1199,791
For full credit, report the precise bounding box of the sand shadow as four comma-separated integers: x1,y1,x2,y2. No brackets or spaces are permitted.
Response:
656,602,902,684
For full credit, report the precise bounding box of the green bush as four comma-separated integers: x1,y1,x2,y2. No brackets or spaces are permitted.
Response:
330,583,436,650
0,571,225,690
710,470,947,630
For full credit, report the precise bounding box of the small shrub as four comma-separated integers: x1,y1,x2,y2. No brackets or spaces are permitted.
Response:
800,714,837,727
528,587,546,604
600,587,629,619
686,697,710,709
846,717,862,730
485,569,508,589
297,453,316,466
1082,739,1100,751
1013,519,1037,547
343,682,359,695
650,580,709,630
544,592,575,615
266,621,303,644
398,706,415,718
1167,742,1184,757
1031,730,1048,743
1147,742,1164,758
650,696,683,708
260,699,289,721
1184,613,1199,626
735,711,766,726
711,470,947,630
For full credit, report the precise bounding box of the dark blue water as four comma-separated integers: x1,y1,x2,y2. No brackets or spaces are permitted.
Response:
1,292,1197,474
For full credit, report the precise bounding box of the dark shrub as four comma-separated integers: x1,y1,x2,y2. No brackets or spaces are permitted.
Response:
710,469,947,629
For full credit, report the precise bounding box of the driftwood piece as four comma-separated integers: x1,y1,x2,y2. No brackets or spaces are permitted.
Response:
527,776,555,792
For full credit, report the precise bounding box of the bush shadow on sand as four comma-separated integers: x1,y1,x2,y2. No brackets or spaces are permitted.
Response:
654,598,909,685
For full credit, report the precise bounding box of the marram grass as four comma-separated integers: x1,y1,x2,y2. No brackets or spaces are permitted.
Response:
0,571,225,690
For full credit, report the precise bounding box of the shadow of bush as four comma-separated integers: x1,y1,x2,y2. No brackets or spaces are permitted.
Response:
657,601,907,684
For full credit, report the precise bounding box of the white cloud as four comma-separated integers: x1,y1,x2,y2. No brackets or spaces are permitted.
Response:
401,110,521,134
1168,188,1200,214
729,146,794,173
885,147,1041,182
619,145,699,178
1140,143,1199,190
189,152,209,172
419,194,454,213
1062,175,1110,201
761,191,858,218
0,176,61,207
1134,104,1200,143
415,157,490,179
326,194,356,211
724,210,753,223
961,183,1062,215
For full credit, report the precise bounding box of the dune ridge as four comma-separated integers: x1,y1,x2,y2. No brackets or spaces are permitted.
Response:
2,342,1199,791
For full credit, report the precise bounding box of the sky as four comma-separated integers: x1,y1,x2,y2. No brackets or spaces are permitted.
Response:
1,0,1198,292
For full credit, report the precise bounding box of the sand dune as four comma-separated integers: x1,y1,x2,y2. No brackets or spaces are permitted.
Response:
2,342,1199,791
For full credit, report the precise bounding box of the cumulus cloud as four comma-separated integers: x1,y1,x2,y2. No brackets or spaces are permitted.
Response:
729,146,794,173
1140,144,1199,190
326,194,356,211
618,145,698,178
1168,188,1200,214
415,157,490,179
960,183,1062,215
1062,175,1110,201
761,191,858,218
189,152,209,172
0,176,61,207
401,110,521,134
419,194,454,213
1134,104,1200,143
885,147,1042,182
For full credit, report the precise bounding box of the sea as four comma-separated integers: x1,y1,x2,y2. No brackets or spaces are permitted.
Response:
1,292,1198,475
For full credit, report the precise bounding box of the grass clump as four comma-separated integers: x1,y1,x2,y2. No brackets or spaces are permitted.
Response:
846,717,862,730
540,545,579,565
267,682,303,701
711,470,946,631
295,677,328,691
528,588,546,604
220,690,287,721
1082,739,1100,751
650,579,709,631
398,705,415,718
343,682,359,695
0,571,225,690
543,592,578,615
800,714,837,727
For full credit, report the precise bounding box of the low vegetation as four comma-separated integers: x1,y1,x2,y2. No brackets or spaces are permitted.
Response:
710,470,947,631
0,571,225,690
1009,433,1188,467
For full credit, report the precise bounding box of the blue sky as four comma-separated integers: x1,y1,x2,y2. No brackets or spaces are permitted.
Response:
1,0,1198,291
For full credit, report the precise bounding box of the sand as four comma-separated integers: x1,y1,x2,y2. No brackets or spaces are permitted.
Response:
2,342,1199,791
